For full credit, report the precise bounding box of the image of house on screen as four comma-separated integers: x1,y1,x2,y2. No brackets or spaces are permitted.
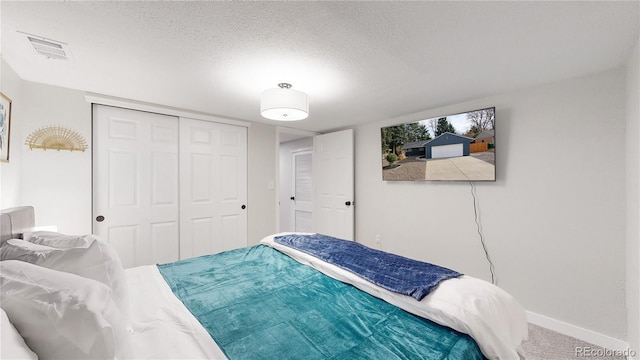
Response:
474,130,495,144
402,132,474,159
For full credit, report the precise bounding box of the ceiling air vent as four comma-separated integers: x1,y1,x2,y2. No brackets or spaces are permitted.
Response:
23,33,71,61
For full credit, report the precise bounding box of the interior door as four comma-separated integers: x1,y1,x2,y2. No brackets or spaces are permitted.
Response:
179,118,247,259
313,129,354,240
291,150,313,232
93,105,179,268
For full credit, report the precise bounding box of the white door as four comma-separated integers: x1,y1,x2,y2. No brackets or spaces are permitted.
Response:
93,105,179,268
432,143,463,159
179,118,247,259
291,150,313,232
313,129,354,240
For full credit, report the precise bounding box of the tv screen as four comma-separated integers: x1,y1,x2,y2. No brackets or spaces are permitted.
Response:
381,107,495,181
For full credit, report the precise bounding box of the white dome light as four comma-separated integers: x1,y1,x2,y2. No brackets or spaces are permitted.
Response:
260,83,308,121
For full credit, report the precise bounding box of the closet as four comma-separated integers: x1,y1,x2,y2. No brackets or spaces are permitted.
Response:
92,105,247,268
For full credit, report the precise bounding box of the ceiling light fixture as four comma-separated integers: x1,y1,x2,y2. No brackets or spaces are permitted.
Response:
260,83,308,121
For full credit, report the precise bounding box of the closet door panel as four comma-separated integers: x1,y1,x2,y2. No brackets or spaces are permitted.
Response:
95,106,247,265
108,150,138,207
190,216,215,257
221,155,239,200
151,152,178,205
190,153,214,202
93,105,179,268
151,221,179,264
180,118,247,259
107,225,138,269
218,124,247,253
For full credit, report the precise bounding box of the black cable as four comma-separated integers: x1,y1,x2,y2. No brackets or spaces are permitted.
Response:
469,181,496,285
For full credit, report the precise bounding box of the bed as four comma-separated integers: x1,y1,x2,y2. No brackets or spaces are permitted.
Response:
0,206,528,360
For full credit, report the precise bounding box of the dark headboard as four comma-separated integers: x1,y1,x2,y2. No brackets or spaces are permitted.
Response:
0,206,35,245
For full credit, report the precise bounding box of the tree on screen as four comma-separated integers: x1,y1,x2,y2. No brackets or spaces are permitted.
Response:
467,108,495,132
435,117,456,136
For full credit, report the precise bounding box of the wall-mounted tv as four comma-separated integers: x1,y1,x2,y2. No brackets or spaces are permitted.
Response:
381,107,495,181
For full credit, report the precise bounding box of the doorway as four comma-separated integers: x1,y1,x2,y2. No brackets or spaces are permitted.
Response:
277,127,315,232
276,127,355,240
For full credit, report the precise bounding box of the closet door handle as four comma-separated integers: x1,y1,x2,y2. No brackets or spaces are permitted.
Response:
345,201,352,206
241,205,246,210
290,196,295,201
96,215,105,222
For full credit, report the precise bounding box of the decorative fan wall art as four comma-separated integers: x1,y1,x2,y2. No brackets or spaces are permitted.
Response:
25,125,88,152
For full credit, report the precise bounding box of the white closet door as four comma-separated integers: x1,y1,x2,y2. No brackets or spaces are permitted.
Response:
180,118,247,259
93,105,179,268
313,129,354,240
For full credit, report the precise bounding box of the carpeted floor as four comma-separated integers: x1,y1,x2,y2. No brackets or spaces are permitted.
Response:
520,323,626,360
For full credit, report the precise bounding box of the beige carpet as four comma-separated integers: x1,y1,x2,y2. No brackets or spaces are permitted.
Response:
520,323,625,360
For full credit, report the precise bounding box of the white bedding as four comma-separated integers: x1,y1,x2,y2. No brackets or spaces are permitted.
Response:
125,265,226,359
261,233,528,360
124,234,527,360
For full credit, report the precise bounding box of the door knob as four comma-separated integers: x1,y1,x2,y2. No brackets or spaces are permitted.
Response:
96,215,105,222
290,196,295,200
345,201,352,206
241,205,246,210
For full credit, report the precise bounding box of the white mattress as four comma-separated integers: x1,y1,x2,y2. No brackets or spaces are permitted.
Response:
261,233,528,360
125,265,227,359
126,235,527,360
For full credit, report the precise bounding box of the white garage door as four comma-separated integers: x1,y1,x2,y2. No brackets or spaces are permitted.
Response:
431,143,463,159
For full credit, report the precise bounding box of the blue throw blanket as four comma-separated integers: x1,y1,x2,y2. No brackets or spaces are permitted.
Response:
274,233,462,301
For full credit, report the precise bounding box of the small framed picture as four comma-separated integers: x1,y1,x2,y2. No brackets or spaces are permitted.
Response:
0,92,12,162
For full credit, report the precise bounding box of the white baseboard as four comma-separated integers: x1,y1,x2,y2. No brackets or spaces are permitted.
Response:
526,311,631,355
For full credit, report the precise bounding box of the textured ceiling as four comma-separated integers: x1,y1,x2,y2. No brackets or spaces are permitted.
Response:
1,1,639,132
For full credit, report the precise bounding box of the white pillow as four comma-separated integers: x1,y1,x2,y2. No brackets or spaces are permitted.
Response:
0,238,131,328
24,231,97,248
0,307,38,360
0,260,131,360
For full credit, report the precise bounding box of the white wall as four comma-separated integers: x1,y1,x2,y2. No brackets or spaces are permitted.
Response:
0,58,23,208
247,122,278,245
626,35,640,356
19,81,92,234
355,68,627,340
3,55,634,345
0,70,92,234
2,60,278,244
